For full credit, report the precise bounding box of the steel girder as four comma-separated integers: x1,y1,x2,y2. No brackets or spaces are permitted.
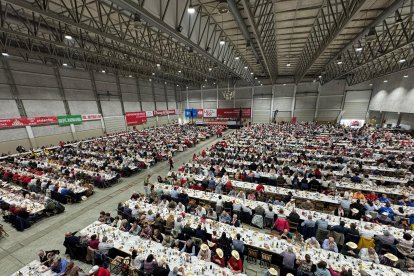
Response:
0,0,250,86
108,0,254,84
321,0,414,85
294,0,366,83
241,0,278,82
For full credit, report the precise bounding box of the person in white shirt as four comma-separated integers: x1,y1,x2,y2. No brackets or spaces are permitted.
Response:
195,205,206,217
176,202,185,213
359,247,379,263
98,236,114,255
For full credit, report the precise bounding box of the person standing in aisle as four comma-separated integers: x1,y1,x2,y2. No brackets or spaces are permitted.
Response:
143,174,151,195
168,156,174,170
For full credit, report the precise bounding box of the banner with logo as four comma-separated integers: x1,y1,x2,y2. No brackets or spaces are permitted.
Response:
57,115,83,126
125,112,147,125
0,116,58,129
217,108,251,118
82,114,102,121
145,111,154,118
153,110,176,116
203,109,217,118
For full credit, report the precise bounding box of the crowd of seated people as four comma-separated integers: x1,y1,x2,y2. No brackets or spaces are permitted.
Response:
62,186,413,276
0,182,64,231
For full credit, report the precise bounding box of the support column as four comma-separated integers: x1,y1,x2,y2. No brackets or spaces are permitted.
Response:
270,85,275,123
397,112,402,126
70,124,77,140
1,57,27,118
314,82,321,121
291,84,297,118
89,70,103,115
216,84,219,108
25,126,36,149
164,83,169,110
151,81,157,110
135,79,143,111
115,73,126,115
251,85,255,123
54,67,70,115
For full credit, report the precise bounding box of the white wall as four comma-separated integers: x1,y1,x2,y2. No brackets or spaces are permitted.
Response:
0,56,180,153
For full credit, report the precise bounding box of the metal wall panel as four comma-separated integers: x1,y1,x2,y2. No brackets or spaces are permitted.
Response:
103,116,126,134
342,90,371,120
253,110,270,123
100,101,123,116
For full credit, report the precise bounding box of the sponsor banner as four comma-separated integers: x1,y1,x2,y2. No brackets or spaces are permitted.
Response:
203,108,217,118
82,114,102,121
145,111,154,118
340,119,365,128
125,112,147,126
185,108,201,118
153,109,176,116
57,115,83,126
0,116,58,129
217,108,251,118
197,109,203,118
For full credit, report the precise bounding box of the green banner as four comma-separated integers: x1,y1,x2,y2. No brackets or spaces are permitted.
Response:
57,115,83,126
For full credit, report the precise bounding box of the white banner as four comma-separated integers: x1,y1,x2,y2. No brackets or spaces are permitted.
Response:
203,108,217,118
145,111,154,117
81,114,102,121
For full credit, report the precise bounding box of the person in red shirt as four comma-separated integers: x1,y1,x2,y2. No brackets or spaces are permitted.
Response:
88,265,110,276
366,191,378,202
201,149,207,158
256,183,265,193
225,180,232,192
228,250,242,273
212,248,225,267
12,173,20,182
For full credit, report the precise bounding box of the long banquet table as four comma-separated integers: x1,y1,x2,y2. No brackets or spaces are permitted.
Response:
80,221,245,276
154,183,412,241
120,199,408,276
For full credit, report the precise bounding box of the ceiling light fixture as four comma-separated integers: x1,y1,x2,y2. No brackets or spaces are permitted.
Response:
399,59,406,63
369,83,373,86
404,75,408,78
101,70,106,73
337,60,343,65
62,63,68,66
235,56,239,60
355,47,363,52
178,70,181,73
128,75,132,77
250,72,254,75
286,63,291,67
319,75,322,78
2,52,9,56
149,78,152,82
208,68,212,71
244,66,248,69
152,72,155,75
383,80,388,83
64,35,73,40
188,5,195,14
156,63,161,67
219,39,225,45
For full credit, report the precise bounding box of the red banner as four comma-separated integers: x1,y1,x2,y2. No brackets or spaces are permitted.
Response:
0,116,58,129
125,112,147,126
197,109,204,118
217,108,251,118
153,110,176,116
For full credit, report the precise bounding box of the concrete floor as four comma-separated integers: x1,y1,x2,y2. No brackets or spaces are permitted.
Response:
0,130,266,276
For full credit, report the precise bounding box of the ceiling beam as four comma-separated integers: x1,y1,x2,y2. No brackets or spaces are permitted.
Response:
294,0,366,83
240,0,277,83
109,0,254,84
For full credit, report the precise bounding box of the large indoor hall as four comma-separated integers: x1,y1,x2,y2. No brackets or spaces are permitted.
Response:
0,0,414,276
